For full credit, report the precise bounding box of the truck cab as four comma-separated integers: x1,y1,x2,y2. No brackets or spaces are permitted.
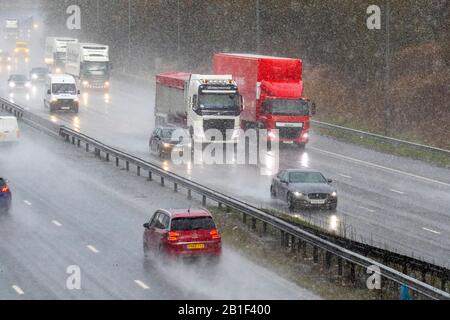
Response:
44,74,80,113
45,37,78,73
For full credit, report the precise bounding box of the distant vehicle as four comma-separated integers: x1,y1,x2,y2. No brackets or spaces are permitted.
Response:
4,19,19,40
0,50,12,65
213,53,316,148
143,209,222,263
7,74,31,92
65,42,111,90
271,169,337,211
155,72,242,147
149,126,191,158
44,74,80,113
14,41,29,62
0,116,20,143
30,67,49,83
0,177,12,213
45,37,78,73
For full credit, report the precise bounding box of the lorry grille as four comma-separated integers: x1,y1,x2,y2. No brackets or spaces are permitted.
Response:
203,119,235,140
308,193,328,200
277,127,302,139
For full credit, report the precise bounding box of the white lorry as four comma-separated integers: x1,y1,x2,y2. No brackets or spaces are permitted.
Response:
155,72,242,145
4,19,19,40
0,116,20,143
44,37,78,73
65,43,111,90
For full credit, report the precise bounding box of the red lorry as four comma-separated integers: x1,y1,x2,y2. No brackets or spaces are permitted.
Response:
213,53,315,147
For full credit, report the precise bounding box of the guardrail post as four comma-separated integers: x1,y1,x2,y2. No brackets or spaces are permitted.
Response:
243,213,247,224
280,231,285,246
262,222,267,235
347,261,356,284
226,206,231,213
251,217,257,230
174,183,178,192
116,157,119,167
290,236,295,252
313,246,319,263
338,257,343,276
77,139,80,147
325,251,332,269
218,202,223,209
421,269,426,283
137,166,141,176
86,143,89,152
126,161,130,171
202,195,206,206
160,177,165,186
106,153,110,162
187,189,192,199
441,277,447,291
148,171,152,181
71,136,75,145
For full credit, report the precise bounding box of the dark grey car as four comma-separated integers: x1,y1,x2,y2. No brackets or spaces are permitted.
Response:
149,126,191,158
271,169,337,211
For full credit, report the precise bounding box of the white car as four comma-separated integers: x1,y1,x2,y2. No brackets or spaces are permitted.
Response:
0,116,20,143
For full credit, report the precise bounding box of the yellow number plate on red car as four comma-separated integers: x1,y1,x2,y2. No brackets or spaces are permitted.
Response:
187,243,205,250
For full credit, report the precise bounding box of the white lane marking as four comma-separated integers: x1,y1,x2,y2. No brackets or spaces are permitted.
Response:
310,147,450,188
86,245,99,253
339,173,352,179
134,280,150,290
51,220,62,227
23,200,32,206
358,206,375,213
12,285,24,295
390,189,405,195
422,227,441,235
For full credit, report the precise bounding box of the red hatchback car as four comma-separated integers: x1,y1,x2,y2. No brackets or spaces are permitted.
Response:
143,209,222,262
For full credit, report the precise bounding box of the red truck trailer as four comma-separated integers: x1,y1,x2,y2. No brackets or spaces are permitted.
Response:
213,53,315,147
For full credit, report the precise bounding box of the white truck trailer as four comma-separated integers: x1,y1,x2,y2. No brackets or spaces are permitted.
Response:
44,37,78,73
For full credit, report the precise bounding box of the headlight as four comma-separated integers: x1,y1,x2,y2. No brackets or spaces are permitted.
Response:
293,192,304,197
104,81,110,87
55,68,61,73
32,74,38,80
50,97,58,102
82,80,89,86
9,82,16,88
331,191,337,197
302,132,309,139
74,97,79,102
25,82,31,88
163,143,171,149
7,57,11,61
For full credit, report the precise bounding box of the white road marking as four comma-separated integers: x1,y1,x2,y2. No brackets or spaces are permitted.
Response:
390,189,405,195
51,220,62,227
310,147,450,188
86,245,99,253
12,285,24,295
422,227,441,235
23,200,32,206
339,173,352,179
134,280,150,290
358,206,375,213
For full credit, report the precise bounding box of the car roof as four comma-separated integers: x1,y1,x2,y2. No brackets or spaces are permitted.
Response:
0,116,18,120
48,74,76,83
283,168,322,173
157,208,212,219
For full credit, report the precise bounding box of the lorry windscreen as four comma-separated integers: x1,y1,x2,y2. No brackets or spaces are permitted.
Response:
198,93,240,112
263,99,309,116
83,62,109,75
52,83,76,94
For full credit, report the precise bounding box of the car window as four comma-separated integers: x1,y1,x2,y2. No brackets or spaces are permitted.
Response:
149,212,159,227
171,217,216,231
289,171,327,183
0,178,5,186
156,212,169,229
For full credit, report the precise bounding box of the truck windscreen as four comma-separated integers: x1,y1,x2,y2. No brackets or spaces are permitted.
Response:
52,83,76,94
82,62,109,75
198,93,240,113
263,99,309,116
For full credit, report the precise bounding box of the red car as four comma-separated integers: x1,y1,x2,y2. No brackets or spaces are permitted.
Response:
143,209,221,262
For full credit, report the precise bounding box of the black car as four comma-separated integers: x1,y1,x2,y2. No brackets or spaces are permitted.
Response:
7,74,31,92
30,67,48,83
0,177,12,212
149,127,191,158
271,169,337,211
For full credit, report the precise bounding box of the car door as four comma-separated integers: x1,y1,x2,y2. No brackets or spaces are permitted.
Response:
144,212,160,251
274,170,285,197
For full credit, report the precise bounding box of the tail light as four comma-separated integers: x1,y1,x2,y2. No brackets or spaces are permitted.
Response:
1,186,9,193
210,229,221,240
167,232,179,242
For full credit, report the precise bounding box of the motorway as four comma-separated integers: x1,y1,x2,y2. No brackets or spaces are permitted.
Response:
0,120,320,299
1,37,449,270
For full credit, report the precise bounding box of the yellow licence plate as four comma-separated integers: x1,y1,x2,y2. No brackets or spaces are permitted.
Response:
187,243,205,250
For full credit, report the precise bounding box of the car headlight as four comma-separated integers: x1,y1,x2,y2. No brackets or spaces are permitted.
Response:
50,97,58,102
55,68,61,73
32,74,38,80
293,192,304,197
25,82,31,88
9,82,16,88
104,81,110,87
331,191,337,197
7,57,11,61
163,143,171,149
82,80,89,86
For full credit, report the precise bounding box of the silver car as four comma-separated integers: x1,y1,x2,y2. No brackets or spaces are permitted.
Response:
271,169,337,211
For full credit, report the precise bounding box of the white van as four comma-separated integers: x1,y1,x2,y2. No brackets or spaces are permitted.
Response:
44,74,80,113
0,116,20,143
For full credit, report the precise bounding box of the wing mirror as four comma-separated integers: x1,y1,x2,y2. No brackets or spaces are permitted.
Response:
143,223,150,229
327,179,333,184
47,89,51,95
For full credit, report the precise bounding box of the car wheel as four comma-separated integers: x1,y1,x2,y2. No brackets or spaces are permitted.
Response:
143,243,149,259
287,193,296,212
329,203,337,212
157,145,163,158
270,185,276,198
